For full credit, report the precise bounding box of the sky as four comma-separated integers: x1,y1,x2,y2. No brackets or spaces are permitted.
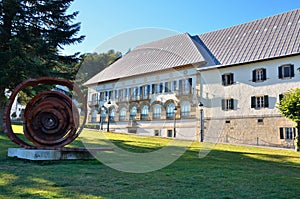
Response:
62,0,300,55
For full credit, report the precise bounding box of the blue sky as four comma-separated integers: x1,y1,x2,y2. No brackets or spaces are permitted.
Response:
63,0,300,55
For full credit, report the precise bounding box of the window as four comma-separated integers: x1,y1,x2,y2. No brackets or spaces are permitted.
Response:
154,130,161,136
178,78,193,95
279,127,296,140
141,105,149,120
152,84,156,94
257,119,264,124
222,98,234,111
181,101,191,118
166,103,176,119
165,82,170,93
159,83,163,94
108,91,112,100
251,95,269,109
91,93,98,105
183,78,193,95
99,92,104,101
139,86,143,100
252,68,266,82
167,130,173,138
153,104,162,119
222,73,234,86
278,64,294,79
119,108,126,121
132,87,138,100
114,90,119,100
109,108,116,121
143,85,150,99
130,106,137,120
173,81,177,91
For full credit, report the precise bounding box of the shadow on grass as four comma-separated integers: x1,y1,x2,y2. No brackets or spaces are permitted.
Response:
1,132,300,198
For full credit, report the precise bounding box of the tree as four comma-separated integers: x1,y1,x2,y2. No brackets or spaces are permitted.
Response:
0,0,84,133
277,88,300,151
75,50,122,95
78,50,122,80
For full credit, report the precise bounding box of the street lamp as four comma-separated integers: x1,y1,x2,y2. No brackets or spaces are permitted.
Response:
101,100,111,132
173,107,177,138
198,102,204,142
107,101,111,132
99,106,105,130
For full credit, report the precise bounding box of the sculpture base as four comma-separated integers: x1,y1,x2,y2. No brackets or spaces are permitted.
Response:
8,147,113,161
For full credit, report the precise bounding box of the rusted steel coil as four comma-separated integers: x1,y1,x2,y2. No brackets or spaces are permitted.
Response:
3,77,87,149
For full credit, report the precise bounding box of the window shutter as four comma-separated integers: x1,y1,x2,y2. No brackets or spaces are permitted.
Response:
221,99,226,110
221,74,225,86
173,81,177,91
165,82,169,92
262,68,267,80
279,94,284,102
159,83,163,93
151,84,155,94
264,95,269,108
147,85,150,95
278,66,283,79
230,73,234,85
179,80,183,94
291,64,295,77
293,128,297,138
230,98,234,110
140,86,143,98
188,78,193,94
128,88,131,100
252,70,256,82
279,128,284,139
251,96,256,108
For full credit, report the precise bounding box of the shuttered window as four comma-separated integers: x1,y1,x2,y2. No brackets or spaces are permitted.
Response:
252,68,266,82
222,73,234,86
278,64,295,79
251,95,269,109
222,98,234,110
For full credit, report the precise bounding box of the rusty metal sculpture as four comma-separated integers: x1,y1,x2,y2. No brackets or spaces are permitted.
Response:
3,77,87,149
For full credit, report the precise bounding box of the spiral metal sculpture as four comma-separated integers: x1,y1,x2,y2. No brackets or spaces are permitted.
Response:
3,77,87,149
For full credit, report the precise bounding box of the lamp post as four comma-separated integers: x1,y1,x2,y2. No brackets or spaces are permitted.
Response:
99,106,105,130
173,107,177,138
107,101,111,132
198,102,204,142
101,100,111,132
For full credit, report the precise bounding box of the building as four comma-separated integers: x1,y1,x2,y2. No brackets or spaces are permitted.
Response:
84,9,300,148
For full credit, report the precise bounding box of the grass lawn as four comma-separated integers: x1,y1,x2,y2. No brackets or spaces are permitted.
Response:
0,125,300,198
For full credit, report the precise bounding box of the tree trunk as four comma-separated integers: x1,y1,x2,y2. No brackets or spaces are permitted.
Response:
0,90,7,134
296,122,300,152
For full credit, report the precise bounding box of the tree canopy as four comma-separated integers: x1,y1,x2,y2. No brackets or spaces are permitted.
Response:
277,88,300,124
0,0,84,132
277,88,300,150
75,50,122,96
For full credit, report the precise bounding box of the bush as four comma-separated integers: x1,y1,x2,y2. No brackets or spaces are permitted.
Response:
84,124,100,129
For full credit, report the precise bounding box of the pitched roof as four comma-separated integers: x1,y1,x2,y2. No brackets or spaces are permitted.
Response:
199,8,300,66
85,9,300,85
84,33,217,85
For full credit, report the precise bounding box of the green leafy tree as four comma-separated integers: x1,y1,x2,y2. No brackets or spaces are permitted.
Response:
75,50,122,95
0,0,84,133
277,88,300,151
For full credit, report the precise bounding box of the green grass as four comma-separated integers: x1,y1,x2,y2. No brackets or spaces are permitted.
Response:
0,125,300,198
